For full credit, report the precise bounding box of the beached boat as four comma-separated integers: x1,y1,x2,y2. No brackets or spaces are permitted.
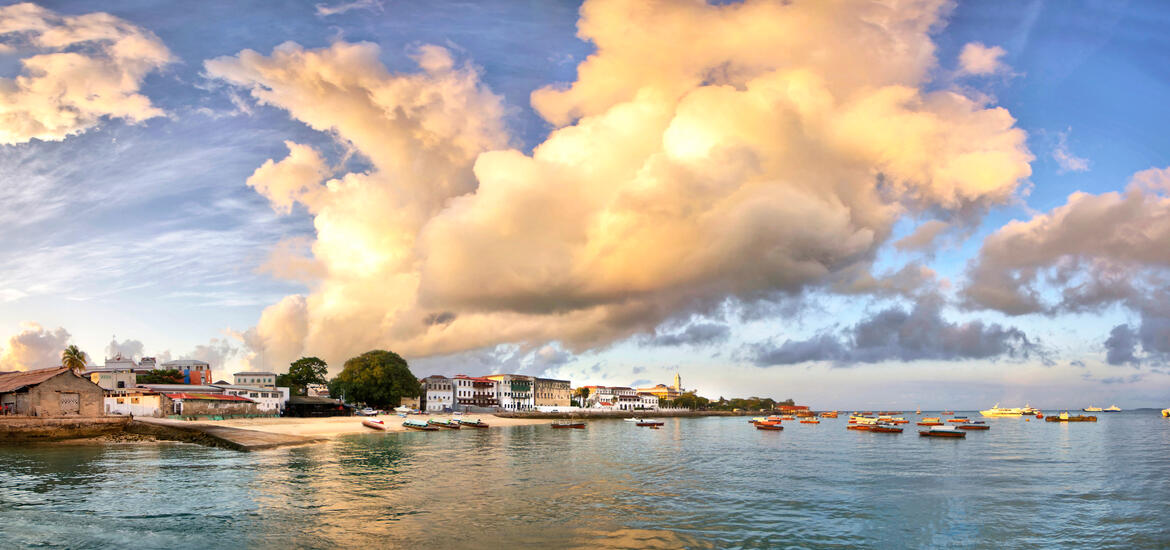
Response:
919,426,965,438
871,423,903,433
551,421,586,429
756,422,783,431
1082,406,1103,412
457,418,489,428
980,403,1026,417
917,417,942,426
362,419,387,431
1045,412,1097,422
428,419,461,429
402,419,438,431
1103,405,1121,412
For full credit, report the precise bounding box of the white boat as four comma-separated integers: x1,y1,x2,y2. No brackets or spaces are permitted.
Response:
1103,404,1122,412
979,403,1025,417
624,417,642,423
1083,406,1103,412
1021,403,1040,415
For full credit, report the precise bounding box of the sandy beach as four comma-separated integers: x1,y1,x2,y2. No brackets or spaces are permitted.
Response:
206,414,549,438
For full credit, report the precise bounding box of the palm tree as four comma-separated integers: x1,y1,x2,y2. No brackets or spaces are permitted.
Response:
61,345,87,374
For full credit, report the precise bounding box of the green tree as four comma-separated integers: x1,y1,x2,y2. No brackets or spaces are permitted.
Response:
137,369,184,384
329,350,419,408
61,345,87,373
277,356,328,395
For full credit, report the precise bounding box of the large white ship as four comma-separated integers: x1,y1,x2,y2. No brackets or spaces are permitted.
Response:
980,403,1027,417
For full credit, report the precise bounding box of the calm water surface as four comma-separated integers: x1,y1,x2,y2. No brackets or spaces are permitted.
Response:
2,412,1169,549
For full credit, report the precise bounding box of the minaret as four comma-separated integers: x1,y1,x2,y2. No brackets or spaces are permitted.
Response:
672,372,682,391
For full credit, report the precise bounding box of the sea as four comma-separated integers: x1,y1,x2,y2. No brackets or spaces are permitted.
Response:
1,411,1168,549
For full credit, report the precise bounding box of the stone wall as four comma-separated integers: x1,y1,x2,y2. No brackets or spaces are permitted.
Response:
17,372,105,417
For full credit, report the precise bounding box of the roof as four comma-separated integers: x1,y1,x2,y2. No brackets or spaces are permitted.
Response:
165,393,253,402
139,384,224,392
212,384,285,392
0,367,72,393
233,371,276,376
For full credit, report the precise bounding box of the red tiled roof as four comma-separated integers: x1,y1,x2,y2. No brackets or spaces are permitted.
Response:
164,393,253,402
0,367,72,393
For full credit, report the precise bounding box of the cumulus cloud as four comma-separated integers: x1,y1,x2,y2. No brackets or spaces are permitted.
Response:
745,298,1041,366
0,3,172,144
644,322,730,347
105,337,144,361
180,337,238,370
894,220,951,252
0,322,73,371
212,0,1032,367
957,42,1007,76
1103,324,1139,366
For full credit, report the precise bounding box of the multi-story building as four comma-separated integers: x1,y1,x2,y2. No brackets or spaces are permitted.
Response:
486,374,534,411
164,360,215,385
451,375,499,410
87,369,136,390
533,377,571,408
636,372,685,401
421,375,453,412
232,371,276,388
212,384,290,414
581,385,654,411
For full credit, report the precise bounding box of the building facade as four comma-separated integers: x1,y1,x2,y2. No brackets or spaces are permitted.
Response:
487,374,534,411
533,377,571,408
87,369,137,390
422,375,453,412
212,384,289,413
0,367,106,416
452,375,499,410
163,360,214,385
232,371,276,388
163,392,262,417
104,390,165,417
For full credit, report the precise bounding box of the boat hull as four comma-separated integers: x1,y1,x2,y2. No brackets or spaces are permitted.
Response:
1045,415,1097,422
919,430,965,438
361,420,387,431
552,423,585,429
756,424,783,431
958,425,990,430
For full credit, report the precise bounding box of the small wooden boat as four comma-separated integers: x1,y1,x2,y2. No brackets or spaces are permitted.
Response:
552,421,586,429
428,419,461,429
947,417,969,423
958,423,990,430
871,424,903,433
756,422,783,431
919,426,965,438
457,418,489,428
941,410,954,415
800,419,820,424
1045,412,1097,422
636,420,664,427
780,415,795,421
649,425,661,429
402,419,439,431
820,411,838,418
918,417,942,426
847,424,872,431
362,419,387,431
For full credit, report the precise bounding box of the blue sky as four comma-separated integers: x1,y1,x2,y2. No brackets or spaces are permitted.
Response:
2,0,1169,408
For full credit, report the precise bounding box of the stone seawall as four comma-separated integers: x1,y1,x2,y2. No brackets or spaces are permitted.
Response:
495,410,755,420
0,416,132,442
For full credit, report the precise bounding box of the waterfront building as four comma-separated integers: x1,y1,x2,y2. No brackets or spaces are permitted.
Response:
638,393,660,410
422,375,454,412
163,360,215,385
636,373,685,401
163,392,261,417
533,377,572,408
87,369,137,390
452,375,499,410
580,386,649,411
0,367,106,416
212,384,289,414
232,371,276,388
486,374,534,411
104,389,164,417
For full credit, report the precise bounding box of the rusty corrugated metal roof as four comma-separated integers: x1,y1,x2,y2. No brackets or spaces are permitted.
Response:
164,393,253,402
0,367,72,393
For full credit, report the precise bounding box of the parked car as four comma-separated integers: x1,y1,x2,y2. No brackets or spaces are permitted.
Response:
357,407,379,416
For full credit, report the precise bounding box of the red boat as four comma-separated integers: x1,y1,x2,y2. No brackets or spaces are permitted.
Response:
917,421,943,426
919,428,965,438
800,419,820,424
756,422,783,431
870,424,903,433
958,424,990,430
636,421,664,427
551,422,585,429
847,425,872,431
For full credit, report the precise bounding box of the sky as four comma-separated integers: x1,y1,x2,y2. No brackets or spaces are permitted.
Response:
1,0,1169,409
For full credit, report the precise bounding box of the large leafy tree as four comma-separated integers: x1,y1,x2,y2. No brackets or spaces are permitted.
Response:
137,369,184,384
276,356,328,395
329,350,420,408
61,345,87,373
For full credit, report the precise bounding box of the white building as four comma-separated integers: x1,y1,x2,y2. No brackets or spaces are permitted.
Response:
213,384,289,414
104,390,164,417
233,371,277,389
422,375,453,412
487,374,534,411
638,393,659,410
583,386,649,411
86,369,137,390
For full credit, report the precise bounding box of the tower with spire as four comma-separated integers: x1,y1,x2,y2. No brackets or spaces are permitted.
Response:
672,372,682,391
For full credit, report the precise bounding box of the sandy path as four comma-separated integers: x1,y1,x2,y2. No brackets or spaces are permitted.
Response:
205,414,549,438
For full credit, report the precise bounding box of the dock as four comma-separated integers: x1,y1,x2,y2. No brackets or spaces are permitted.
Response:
129,417,325,451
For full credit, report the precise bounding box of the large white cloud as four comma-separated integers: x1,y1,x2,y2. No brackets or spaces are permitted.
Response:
0,322,73,371
211,0,1032,369
0,3,172,144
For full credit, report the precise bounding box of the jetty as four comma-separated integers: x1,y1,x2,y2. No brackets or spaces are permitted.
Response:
129,417,324,451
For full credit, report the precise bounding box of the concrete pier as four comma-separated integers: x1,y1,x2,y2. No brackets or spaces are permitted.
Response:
0,416,131,442
129,417,324,451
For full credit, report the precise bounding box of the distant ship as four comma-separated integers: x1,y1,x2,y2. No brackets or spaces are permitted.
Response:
1083,406,1103,412
1103,404,1122,412
978,404,1024,416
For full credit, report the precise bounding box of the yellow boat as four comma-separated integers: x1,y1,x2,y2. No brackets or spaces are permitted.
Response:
1162,408,1169,417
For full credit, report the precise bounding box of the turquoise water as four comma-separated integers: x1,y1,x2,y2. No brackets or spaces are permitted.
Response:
2,412,1168,549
